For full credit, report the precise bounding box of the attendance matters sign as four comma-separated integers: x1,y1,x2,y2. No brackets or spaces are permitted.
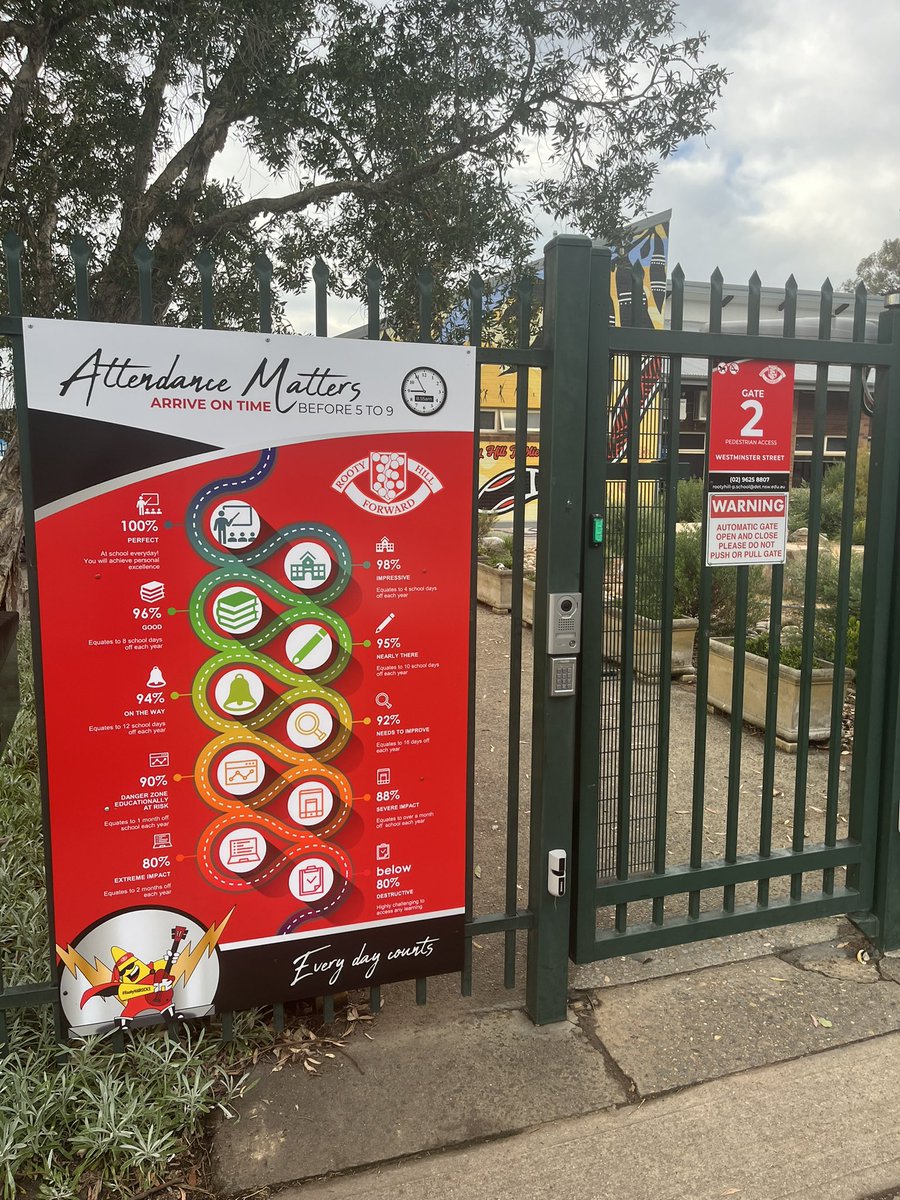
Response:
705,359,795,567
20,318,475,1035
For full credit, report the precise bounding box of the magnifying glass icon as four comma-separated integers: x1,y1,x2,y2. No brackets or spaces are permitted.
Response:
293,709,328,742
375,692,392,709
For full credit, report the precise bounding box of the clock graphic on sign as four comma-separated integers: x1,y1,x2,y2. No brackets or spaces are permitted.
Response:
401,367,447,416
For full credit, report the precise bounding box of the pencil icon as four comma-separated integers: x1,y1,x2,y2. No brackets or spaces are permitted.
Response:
292,627,328,665
375,613,396,634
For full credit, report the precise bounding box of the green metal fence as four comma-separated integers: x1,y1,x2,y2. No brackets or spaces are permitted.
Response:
2,231,900,1038
565,241,900,996
0,234,547,1043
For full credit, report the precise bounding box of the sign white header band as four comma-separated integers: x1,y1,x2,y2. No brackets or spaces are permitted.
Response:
22,317,475,446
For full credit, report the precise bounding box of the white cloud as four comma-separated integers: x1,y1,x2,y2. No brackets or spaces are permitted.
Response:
652,0,900,290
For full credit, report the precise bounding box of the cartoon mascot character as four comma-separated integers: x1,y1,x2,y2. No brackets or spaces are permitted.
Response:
79,925,187,1027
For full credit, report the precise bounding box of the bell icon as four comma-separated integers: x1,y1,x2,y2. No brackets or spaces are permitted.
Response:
223,672,256,712
146,666,167,690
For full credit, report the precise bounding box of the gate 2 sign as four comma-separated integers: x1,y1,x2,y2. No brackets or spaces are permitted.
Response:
706,360,795,567
19,318,475,1036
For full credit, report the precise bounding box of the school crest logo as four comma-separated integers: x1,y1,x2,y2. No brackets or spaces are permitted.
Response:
332,452,442,516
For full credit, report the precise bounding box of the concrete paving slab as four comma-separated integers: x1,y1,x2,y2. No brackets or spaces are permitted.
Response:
588,952,900,1094
781,938,881,983
571,916,847,988
274,1032,900,1200
211,1007,624,1196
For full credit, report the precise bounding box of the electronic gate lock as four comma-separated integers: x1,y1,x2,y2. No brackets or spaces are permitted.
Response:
548,849,567,897
547,592,582,655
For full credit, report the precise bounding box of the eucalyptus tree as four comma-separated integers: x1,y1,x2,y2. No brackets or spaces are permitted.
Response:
0,0,725,607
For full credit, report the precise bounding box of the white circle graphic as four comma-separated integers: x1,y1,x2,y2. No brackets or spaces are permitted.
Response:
287,780,337,827
286,702,335,749
210,500,261,548
217,825,267,874
285,623,335,671
214,668,265,716
211,585,263,636
216,748,265,796
284,541,334,591
288,856,335,902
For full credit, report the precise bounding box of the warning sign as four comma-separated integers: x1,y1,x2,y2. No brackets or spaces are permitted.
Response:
707,493,788,565
705,360,794,566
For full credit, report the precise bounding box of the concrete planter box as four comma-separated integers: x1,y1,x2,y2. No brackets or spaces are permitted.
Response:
522,577,535,626
477,562,513,611
603,607,699,677
707,638,853,743
476,563,537,624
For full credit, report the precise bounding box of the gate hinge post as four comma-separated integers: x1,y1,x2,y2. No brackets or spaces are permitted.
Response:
855,300,900,948
525,234,592,1025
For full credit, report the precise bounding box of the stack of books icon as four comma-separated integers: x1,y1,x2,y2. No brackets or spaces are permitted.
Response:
214,590,261,634
140,580,165,603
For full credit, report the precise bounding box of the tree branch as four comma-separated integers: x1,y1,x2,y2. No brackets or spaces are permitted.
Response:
0,20,49,193
118,10,184,244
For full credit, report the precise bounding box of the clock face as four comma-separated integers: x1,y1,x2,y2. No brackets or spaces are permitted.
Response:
401,367,447,416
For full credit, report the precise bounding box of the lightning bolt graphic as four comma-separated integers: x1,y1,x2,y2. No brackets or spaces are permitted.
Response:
55,948,111,987
171,909,234,985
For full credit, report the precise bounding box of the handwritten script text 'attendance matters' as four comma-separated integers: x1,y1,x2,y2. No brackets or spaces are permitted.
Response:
57,351,363,409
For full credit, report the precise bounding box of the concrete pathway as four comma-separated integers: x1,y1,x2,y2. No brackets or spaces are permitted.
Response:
211,918,900,1199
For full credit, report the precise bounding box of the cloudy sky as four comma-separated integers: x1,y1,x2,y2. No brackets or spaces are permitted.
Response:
640,0,900,291
246,0,900,330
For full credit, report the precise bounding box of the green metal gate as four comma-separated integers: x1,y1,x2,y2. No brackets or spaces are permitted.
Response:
524,237,900,1022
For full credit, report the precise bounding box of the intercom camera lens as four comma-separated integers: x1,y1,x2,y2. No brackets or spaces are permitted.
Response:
560,598,573,613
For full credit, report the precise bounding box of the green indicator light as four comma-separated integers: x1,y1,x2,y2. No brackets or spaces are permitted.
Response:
590,515,604,546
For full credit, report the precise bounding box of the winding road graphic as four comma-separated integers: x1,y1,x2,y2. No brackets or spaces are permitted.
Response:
185,450,357,933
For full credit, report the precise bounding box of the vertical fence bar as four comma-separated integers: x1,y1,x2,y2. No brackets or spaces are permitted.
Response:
256,253,273,335
613,262,643,932
823,285,866,894
3,233,66,1045
723,274,761,912
758,276,796,905
70,237,91,319
196,248,216,329
134,240,154,324
790,280,832,899
312,257,329,336
570,245,611,960
462,271,483,998
651,266,684,926
366,264,382,341
526,236,591,1023
688,268,723,919
856,297,900,931
500,278,533,988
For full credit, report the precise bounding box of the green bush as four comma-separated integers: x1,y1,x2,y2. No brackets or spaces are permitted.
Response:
671,524,768,633
745,632,804,669
788,448,870,544
675,475,704,523
783,549,863,670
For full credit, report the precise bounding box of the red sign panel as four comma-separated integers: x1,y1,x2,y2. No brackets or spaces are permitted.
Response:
21,318,475,1036
707,360,794,476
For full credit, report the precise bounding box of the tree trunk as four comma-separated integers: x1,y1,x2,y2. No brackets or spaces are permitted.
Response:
0,434,28,617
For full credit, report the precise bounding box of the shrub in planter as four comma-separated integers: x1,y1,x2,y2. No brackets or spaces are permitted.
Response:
671,524,768,634
707,633,851,743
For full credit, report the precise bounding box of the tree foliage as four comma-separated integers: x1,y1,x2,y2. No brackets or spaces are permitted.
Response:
843,237,900,297
0,0,726,329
